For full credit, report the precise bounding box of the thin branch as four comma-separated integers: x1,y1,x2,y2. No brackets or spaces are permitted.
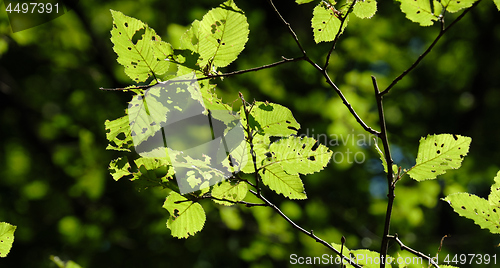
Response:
380,0,482,96
249,190,363,268
267,0,307,56
322,73,380,136
372,76,395,268
100,57,304,91
388,234,440,268
174,194,268,207
324,0,357,70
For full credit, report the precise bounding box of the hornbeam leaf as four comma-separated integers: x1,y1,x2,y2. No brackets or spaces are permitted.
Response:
110,10,173,82
109,157,131,181
211,180,248,206
104,115,133,152
407,134,471,181
311,2,347,43
441,0,477,13
240,101,301,137
0,222,16,258
444,171,500,234
259,164,307,200
163,192,206,238
353,0,377,19
495,0,500,11
396,0,442,26
268,136,333,175
183,0,249,69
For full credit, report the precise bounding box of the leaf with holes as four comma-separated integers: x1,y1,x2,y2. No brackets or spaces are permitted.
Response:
268,136,332,175
211,180,248,206
110,10,173,83
0,222,16,258
259,164,307,200
441,0,477,13
163,192,206,238
407,134,471,181
241,102,300,137
105,115,133,152
182,0,249,70
353,0,378,19
311,2,348,43
444,171,500,234
109,157,131,181
396,0,442,26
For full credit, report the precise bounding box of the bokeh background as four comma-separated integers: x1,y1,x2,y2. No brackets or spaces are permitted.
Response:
1,0,500,267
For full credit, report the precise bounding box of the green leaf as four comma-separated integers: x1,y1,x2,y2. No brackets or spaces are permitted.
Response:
494,0,500,11
444,171,500,234
0,222,16,258
396,0,442,26
259,164,307,199
296,0,315,4
240,134,272,173
311,2,347,43
110,10,173,82
268,136,332,175
241,102,300,136
374,139,388,173
407,134,471,181
108,157,131,181
211,180,248,206
441,0,477,13
163,192,206,238
104,115,133,152
182,0,249,70
132,157,174,191
353,0,377,19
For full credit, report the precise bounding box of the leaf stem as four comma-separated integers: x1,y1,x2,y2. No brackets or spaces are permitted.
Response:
380,0,482,96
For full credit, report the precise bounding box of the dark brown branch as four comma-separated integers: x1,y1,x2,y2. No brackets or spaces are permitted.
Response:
249,190,363,268
267,0,308,56
100,57,304,91
372,76,395,268
380,0,482,96
388,234,440,268
324,0,357,70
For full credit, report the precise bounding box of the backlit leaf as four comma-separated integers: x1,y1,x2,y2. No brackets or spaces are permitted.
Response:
182,0,249,69
268,136,332,175
353,0,377,19
163,192,206,238
211,180,248,206
407,134,471,181
441,0,477,13
396,0,442,26
0,222,16,258
296,0,315,4
110,10,173,82
259,164,307,200
241,101,300,137
311,2,347,43
444,171,500,234
108,157,131,181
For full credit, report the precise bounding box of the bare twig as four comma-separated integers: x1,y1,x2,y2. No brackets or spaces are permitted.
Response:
324,0,357,70
174,194,268,207
388,234,440,268
249,190,363,268
372,76,395,268
100,57,304,91
380,0,482,96
267,0,307,56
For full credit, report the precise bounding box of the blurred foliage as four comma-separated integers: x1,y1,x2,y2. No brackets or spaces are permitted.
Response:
0,0,500,267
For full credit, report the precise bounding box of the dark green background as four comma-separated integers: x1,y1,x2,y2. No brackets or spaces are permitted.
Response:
1,0,500,267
